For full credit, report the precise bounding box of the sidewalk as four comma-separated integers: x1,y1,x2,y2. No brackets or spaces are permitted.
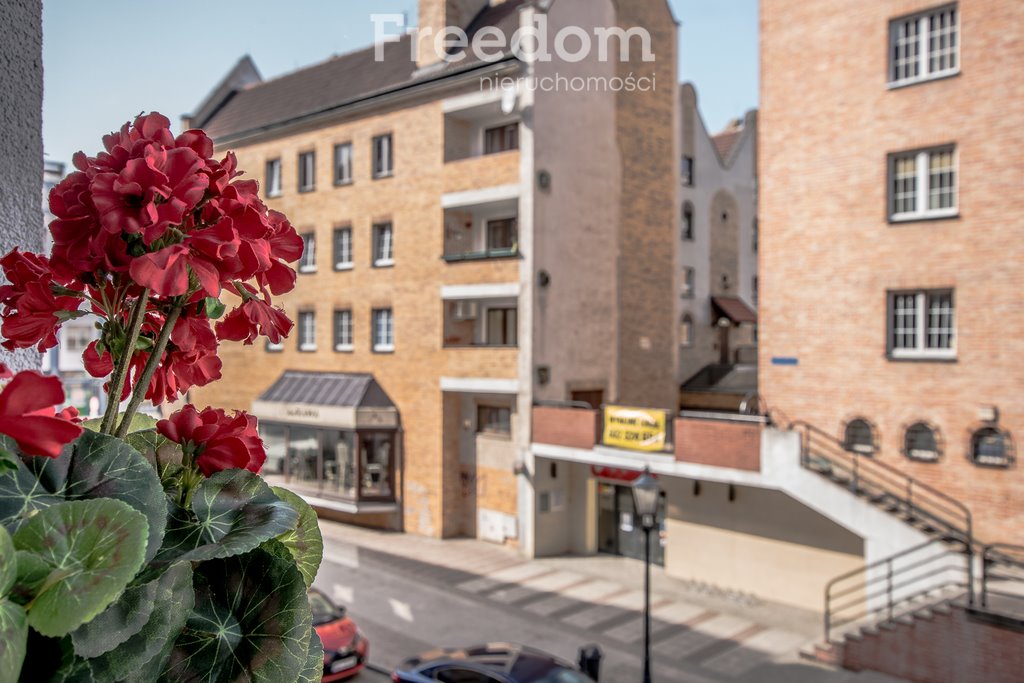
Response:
317,521,898,681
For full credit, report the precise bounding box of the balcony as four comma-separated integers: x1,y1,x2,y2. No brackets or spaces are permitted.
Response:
444,197,519,263
443,296,518,349
444,96,520,164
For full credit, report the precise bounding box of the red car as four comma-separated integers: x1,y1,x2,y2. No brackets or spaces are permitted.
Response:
309,588,369,681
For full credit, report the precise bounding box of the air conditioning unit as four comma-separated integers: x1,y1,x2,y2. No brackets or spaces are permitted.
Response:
453,301,478,321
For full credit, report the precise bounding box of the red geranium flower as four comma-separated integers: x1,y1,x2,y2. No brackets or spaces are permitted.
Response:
0,366,83,458
215,285,293,345
0,250,82,352
157,405,266,477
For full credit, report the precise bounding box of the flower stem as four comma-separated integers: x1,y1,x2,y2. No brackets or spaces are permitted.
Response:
99,289,149,435
114,303,183,438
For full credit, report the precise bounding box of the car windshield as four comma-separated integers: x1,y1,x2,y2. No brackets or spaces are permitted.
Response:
529,668,592,683
509,656,592,683
307,591,343,626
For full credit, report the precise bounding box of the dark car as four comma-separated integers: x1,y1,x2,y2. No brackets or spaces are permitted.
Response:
309,588,369,681
392,643,600,683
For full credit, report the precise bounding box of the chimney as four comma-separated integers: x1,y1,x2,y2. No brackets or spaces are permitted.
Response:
417,0,490,69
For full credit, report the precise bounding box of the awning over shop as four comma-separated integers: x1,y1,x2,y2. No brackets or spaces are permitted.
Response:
711,296,757,325
251,371,398,430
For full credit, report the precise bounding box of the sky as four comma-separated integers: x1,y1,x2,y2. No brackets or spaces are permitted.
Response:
42,0,758,166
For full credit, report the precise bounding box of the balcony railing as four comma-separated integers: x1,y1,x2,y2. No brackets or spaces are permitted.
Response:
443,246,519,263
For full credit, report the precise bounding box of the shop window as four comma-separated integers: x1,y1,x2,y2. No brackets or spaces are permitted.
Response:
360,432,394,499
971,428,1013,468
260,423,287,476
844,418,877,455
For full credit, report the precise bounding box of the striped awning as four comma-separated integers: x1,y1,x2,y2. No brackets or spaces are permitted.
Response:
251,371,398,429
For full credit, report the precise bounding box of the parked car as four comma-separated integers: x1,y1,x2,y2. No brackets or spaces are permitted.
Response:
392,643,601,683
309,588,369,681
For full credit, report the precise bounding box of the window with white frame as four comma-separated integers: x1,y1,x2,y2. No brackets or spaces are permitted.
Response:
681,268,695,298
299,233,316,273
298,311,316,352
334,143,353,185
372,308,394,352
889,289,955,359
372,222,394,267
265,338,283,353
334,309,353,352
372,134,393,178
889,5,958,86
265,158,282,198
679,314,693,347
485,307,517,347
333,227,352,270
298,151,316,192
889,147,957,221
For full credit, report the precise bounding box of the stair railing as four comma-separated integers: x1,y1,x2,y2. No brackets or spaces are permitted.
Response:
980,543,1024,613
791,421,973,551
824,538,971,643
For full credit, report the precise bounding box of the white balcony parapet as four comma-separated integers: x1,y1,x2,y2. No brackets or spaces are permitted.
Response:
441,377,520,394
442,184,520,209
441,283,520,300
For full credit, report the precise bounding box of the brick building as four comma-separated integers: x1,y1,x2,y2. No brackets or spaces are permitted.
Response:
187,0,679,552
760,0,1023,544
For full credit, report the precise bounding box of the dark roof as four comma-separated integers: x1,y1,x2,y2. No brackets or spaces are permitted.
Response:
258,371,395,409
712,296,757,325
193,0,529,141
681,363,758,393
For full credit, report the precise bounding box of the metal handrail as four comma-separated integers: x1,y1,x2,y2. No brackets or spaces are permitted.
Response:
791,420,973,546
824,538,972,642
980,543,1024,610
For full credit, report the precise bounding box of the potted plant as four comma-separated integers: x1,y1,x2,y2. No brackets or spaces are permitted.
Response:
0,113,324,682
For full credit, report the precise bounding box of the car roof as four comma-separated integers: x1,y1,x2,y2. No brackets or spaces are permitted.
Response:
405,643,574,676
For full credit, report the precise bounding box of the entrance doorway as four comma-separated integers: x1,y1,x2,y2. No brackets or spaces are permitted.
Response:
597,483,665,566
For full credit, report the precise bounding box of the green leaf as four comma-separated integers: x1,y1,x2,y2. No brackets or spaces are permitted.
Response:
297,629,324,683
12,499,148,637
156,469,299,564
0,430,166,564
82,563,194,682
164,547,313,682
271,486,323,589
0,435,17,475
0,600,27,683
204,296,226,320
0,525,27,681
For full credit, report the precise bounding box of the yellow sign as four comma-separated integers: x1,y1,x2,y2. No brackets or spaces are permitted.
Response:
602,406,667,452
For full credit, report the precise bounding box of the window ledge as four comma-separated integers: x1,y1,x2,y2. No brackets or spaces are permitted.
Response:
373,260,395,268
266,191,283,199
888,352,957,363
373,345,395,354
334,344,354,353
889,210,959,224
299,345,318,353
887,69,960,91
266,345,284,353
372,172,394,180
298,186,316,194
334,263,353,272
299,266,318,274
334,179,354,187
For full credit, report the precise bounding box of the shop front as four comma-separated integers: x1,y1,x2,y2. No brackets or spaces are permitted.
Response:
251,371,400,519
596,473,666,567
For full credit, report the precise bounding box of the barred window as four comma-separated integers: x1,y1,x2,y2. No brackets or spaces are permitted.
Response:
844,419,876,456
905,423,941,462
889,5,958,86
971,428,1013,468
889,290,955,359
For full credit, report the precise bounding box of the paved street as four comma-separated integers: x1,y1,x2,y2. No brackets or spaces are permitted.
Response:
313,522,904,683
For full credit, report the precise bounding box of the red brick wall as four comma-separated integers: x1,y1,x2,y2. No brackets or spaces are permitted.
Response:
532,406,598,450
842,605,1024,683
674,418,761,471
760,0,1024,542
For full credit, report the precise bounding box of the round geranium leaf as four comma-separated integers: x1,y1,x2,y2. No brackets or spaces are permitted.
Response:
83,562,194,682
156,469,298,564
271,486,323,588
297,628,324,683
12,499,148,637
0,599,27,683
0,431,166,564
0,525,15,594
164,547,312,682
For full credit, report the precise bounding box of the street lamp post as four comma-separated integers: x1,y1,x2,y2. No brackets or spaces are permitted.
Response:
632,468,659,683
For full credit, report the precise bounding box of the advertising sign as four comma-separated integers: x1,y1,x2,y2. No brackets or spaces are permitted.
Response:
602,406,667,452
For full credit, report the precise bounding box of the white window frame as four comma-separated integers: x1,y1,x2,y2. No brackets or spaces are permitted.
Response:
266,339,284,353
334,309,353,352
679,314,693,348
266,158,282,198
481,304,517,347
299,233,317,273
888,4,959,88
373,222,394,267
334,142,353,186
888,289,956,360
681,268,695,298
298,311,317,352
373,134,393,179
888,147,957,222
334,227,353,271
372,308,394,353
298,151,316,193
